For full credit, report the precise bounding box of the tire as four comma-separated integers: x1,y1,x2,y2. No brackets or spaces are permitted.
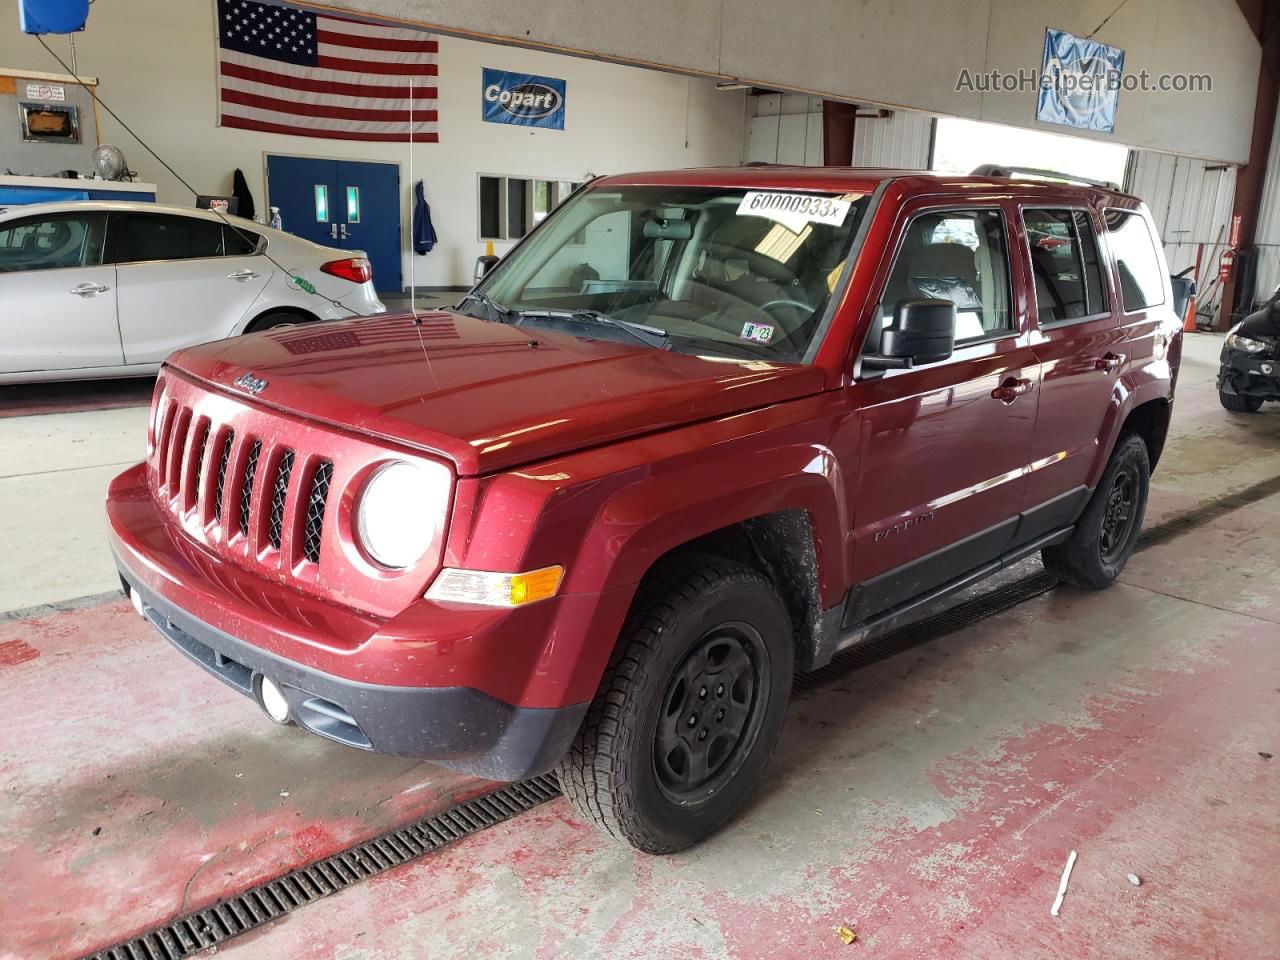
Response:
1219,389,1264,413
556,555,794,854
247,311,308,333
1041,432,1150,590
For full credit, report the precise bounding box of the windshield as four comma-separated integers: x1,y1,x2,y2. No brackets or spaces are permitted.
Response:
468,185,869,362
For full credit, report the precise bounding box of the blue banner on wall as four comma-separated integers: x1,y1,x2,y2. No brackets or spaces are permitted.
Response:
482,68,566,130
1036,28,1125,133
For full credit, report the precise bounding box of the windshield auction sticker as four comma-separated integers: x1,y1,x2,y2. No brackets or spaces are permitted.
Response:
737,191,851,232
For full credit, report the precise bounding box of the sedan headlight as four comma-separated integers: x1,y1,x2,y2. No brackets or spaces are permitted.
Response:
356,461,445,569
1226,331,1268,354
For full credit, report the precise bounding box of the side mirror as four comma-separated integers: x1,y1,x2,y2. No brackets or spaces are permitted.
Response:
863,298,956,371
474,254,499,282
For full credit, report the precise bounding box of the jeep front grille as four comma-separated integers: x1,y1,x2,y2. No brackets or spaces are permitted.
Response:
147,370,449,618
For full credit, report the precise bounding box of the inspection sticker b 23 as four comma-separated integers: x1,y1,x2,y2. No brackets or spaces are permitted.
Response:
737,191,851,232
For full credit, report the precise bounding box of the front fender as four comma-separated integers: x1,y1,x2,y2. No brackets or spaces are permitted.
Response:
442,392,852,706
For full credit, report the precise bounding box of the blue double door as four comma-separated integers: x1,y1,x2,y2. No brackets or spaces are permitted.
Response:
266,155,402,293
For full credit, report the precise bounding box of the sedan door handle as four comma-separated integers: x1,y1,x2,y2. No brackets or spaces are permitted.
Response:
991,377,1033,403
1096,352,1126,372
227,269,261,281
69,282,110,297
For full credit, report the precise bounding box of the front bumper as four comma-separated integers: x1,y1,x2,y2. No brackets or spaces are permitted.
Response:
115,561,585,780
107,459,593,781
1219,347,1280,400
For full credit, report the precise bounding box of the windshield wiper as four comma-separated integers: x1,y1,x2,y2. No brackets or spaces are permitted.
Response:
518,308,670,350
456,290,515,323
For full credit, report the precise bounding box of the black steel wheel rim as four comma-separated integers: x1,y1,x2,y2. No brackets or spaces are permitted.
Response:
654,623,767,802
1100,465,1138,563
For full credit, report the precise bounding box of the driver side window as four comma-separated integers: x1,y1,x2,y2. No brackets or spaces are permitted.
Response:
876,208,1012,347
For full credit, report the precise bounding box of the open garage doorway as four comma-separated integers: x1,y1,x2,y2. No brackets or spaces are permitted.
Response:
932,116,1130,186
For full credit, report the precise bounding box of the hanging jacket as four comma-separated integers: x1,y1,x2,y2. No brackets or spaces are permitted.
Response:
413,179,437,255
231,168,256,222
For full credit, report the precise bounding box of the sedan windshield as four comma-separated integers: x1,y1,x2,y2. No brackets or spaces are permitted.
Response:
467,185,869,362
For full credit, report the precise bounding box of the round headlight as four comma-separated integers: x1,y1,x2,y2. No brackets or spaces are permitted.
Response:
356,461,440,569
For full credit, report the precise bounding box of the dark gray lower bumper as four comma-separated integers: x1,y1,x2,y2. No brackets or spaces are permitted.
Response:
119,570,587,782
1219,350,1280,399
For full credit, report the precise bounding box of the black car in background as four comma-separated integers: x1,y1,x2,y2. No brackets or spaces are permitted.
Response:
1219,299,1280,412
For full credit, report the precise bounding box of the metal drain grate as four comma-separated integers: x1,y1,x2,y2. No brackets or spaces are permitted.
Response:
80,775,562,960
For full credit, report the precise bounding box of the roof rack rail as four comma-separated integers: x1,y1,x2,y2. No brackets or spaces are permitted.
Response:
969,163,1121,192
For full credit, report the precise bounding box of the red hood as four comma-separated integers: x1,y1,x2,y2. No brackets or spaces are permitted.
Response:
166,311,826,475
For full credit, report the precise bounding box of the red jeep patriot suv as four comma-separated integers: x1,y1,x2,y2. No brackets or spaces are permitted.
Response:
108,167,1181,853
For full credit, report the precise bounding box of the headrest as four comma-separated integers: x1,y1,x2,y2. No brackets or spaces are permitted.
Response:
910,242,976,280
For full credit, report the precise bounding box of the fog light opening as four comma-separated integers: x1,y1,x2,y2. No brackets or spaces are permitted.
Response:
257,675,292,724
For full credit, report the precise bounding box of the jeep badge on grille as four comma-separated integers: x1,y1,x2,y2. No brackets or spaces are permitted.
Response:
233,372,268,395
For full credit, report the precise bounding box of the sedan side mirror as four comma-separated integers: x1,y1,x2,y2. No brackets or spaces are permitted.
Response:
474,254,499,282
863,298,957,372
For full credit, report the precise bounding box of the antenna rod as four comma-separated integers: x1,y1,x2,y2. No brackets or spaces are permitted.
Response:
409,76,417,320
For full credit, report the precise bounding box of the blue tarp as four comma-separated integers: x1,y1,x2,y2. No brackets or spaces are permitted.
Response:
1036,28,1125,134
19,0,89,34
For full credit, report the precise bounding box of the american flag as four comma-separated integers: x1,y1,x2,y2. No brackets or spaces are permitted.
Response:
216,0,439,142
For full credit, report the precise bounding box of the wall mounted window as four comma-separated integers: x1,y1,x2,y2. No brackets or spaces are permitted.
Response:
479,175,583,241
314,185,329,223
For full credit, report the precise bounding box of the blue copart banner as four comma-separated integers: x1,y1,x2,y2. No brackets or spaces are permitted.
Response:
482,68,566,130
19,0,89,34
1036,28,1125,133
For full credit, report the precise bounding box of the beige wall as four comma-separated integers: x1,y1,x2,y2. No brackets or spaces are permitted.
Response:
0,0,746,288
317,0,1261,164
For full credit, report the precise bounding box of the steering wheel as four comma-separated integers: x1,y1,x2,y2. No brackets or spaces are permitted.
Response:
759,298,813,319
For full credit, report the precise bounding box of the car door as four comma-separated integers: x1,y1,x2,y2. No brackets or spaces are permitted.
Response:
0,211,121,374
845,201,1041,624
1020,205,1128,537
109,212,273,365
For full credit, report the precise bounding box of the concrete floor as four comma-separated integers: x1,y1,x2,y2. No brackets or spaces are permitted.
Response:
1,332,1277,959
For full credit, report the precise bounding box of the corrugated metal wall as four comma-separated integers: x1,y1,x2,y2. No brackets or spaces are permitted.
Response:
1126,150,1237,324
1252,95,1280,305
746,94,933,168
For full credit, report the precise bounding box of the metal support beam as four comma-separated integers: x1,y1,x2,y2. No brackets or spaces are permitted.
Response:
822,100,857,166
1218,0,1280,328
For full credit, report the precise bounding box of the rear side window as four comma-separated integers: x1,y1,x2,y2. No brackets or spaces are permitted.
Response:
1023,209,1110,323
876,208,1012,345
0,213,106,272
223,224,262,256
1105,210,1165,311
108,214,225,264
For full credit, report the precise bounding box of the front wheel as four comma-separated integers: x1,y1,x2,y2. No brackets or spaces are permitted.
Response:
1219,389,1264,413
556,555,793,854
1042,432,1150,589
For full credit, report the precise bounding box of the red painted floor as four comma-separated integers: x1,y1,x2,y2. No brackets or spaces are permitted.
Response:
0,601,486,959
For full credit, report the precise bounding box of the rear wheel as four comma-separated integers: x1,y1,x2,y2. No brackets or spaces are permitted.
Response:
556,555,793,854
1219,389,1264,413
246,311,310,333
1042,432,1150,589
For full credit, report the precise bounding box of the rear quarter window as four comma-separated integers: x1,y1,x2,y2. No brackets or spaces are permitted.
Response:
1105,210,1165,311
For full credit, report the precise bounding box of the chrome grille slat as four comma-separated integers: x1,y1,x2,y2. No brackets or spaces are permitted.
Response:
302,462,333,564
239,440,261,537
268,450,295,550
214,431,234,521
